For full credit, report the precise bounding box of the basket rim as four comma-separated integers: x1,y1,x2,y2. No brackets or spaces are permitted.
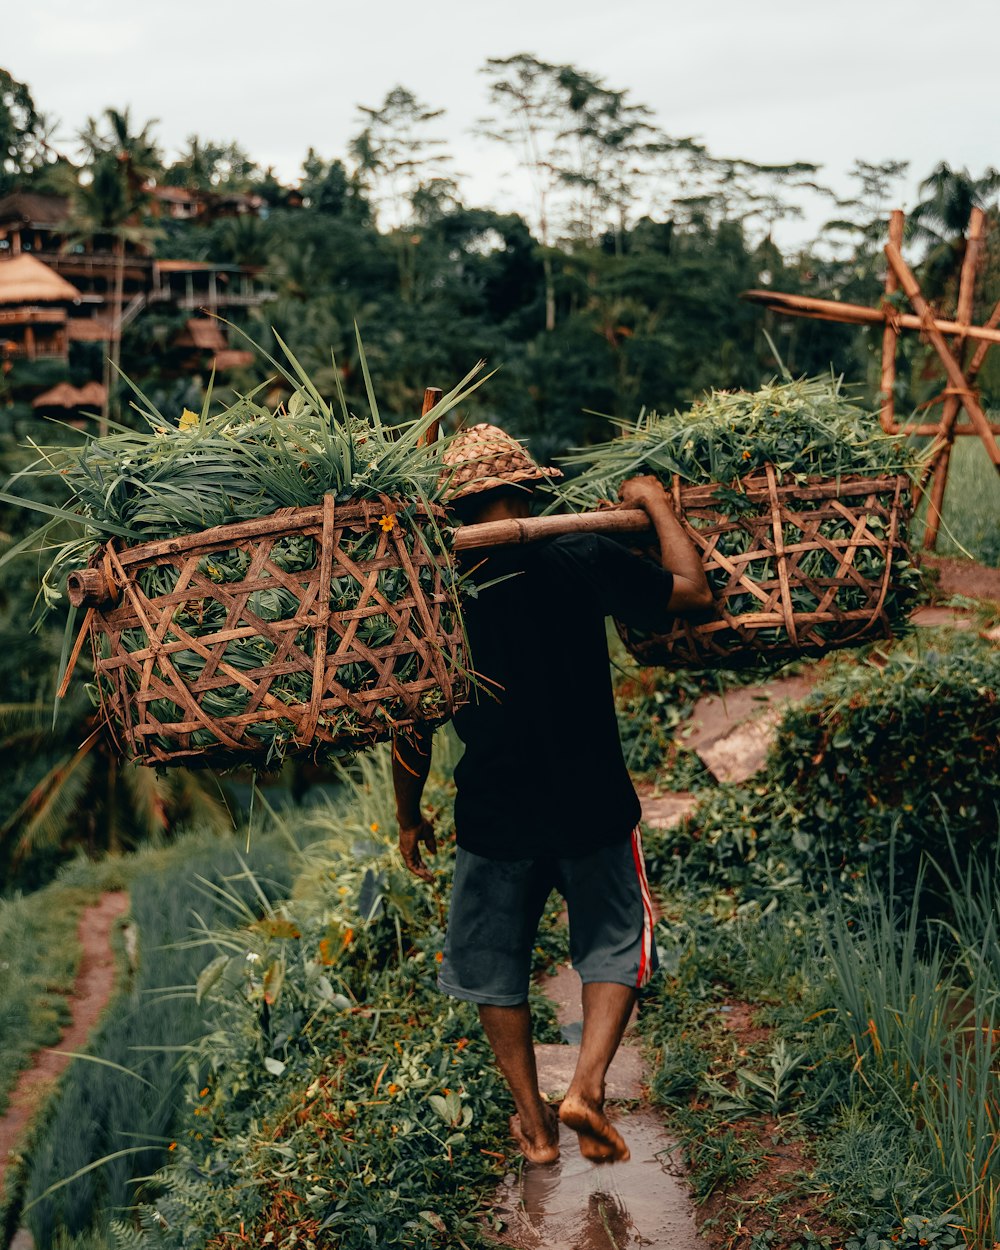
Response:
98,495,448,572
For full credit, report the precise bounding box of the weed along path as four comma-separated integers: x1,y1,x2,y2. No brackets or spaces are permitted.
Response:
0,891,129,1203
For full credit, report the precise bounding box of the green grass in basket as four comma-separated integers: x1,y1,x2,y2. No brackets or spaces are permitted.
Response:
558,375,926,650
558,374,920,504
6,329,487,761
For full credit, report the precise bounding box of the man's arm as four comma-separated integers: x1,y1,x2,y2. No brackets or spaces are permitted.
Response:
392,727,437,883
619,475,713,612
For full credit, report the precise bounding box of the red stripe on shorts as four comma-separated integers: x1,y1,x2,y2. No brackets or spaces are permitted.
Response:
631,826,655,988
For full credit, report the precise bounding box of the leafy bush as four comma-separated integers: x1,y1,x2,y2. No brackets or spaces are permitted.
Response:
765,631,999,892
670,632,999,902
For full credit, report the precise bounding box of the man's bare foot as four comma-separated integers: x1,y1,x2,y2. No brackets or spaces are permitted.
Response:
559,1092,630,1163
509,1106,560,1165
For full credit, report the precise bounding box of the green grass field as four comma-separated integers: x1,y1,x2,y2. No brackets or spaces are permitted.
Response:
912,433,1000,566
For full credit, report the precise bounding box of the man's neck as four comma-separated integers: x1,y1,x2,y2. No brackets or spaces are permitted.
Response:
462,496,532,526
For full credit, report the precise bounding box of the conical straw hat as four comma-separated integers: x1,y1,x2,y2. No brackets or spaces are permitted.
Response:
441,423,563,500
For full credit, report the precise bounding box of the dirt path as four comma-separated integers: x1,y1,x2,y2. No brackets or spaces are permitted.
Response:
0,891,129,1203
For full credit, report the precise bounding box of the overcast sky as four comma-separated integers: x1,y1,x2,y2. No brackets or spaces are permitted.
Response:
7,0,1000,247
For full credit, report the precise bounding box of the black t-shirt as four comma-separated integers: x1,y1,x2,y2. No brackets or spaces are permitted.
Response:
452,533,674,860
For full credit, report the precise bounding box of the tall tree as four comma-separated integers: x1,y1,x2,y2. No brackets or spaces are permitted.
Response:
163,136,259,191
479,54,569,330
350,86,454,231
73,108,162,431
0,68,55,194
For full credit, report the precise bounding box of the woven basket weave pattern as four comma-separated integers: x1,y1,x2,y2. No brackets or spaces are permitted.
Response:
618,469,914,668
87,498,465,765
442,423,561,497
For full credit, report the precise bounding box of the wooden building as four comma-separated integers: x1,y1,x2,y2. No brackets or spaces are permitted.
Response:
0,191,273,359
0,254,82,361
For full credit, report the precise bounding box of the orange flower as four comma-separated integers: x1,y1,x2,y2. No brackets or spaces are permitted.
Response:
167,1142,177,1152
379,514,396,533
342,928,354,949
387,1083,399,1096
199,1087,209,1098
455,1037,469,1051
435,951,444,963
369,822,380,833
741,449,752,461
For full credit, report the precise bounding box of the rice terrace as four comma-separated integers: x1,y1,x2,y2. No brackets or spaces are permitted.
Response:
0,21,998,1250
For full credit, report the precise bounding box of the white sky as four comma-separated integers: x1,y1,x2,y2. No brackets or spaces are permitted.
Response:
7,0,1000,248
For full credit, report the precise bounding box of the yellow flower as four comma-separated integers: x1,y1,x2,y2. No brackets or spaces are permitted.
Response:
378,514,396,533
179,408,200,431
741,449,752,461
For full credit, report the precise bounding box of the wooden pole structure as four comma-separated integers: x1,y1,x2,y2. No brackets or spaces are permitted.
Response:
743,207,1000,549
741,289,1000,348
879,210,905,432
922,208,984,546
884,243,1000,470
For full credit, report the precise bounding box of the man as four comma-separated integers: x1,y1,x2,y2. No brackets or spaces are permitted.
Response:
393,424,711,1166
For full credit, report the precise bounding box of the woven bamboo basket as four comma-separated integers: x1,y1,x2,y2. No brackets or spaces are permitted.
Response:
65,495,466,766
617,466,916,668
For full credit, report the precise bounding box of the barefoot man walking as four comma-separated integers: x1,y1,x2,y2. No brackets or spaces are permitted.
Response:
393,425,712,1165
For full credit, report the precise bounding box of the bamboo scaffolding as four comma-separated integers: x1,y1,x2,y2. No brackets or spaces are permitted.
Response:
741,289,1000,348
922,208,984,545
742,207,1000,549
880,210,905,432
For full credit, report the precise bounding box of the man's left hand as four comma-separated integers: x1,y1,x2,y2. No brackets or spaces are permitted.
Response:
398,818,437,883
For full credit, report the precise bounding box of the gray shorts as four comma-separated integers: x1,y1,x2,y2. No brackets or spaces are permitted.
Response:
438,827,657,1007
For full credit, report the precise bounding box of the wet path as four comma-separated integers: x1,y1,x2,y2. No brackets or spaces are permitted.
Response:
488,831,702,1249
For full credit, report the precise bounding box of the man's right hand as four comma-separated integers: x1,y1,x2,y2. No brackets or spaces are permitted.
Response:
619,474,673,513
398,817,438,883
619,474,713,612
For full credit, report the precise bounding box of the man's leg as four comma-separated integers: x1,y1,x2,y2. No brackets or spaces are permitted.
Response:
557,829,657,1163
479,1002,559,1164
437,848,559,1164
559,982,636,1162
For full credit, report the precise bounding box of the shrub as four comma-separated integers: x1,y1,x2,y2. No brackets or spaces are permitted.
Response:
671,632,999,903
766,631,999,893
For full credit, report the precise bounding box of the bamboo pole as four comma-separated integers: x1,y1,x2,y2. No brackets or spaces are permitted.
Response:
741,289,1000,347
417,386,443,447
884,242,1000,470
880,210,905,432
922,208,984,547
453,508,650,551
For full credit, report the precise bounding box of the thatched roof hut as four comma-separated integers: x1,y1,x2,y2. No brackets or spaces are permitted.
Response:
0,254,81,304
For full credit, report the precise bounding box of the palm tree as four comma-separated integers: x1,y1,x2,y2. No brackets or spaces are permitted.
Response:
910,162,1000,299
70,109,163,432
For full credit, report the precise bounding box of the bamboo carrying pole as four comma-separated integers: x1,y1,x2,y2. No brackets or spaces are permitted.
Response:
453,507,650,551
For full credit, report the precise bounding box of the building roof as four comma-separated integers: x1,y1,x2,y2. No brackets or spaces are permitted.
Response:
152,186,201,204
0,254,81,304
213,349,255,370
32,381,107,409
154,259,212,272
175,317,227,351
0,191,70,228
67,317,113,342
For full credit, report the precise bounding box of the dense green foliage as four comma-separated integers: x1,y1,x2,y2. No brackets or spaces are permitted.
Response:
670,631,1000,903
